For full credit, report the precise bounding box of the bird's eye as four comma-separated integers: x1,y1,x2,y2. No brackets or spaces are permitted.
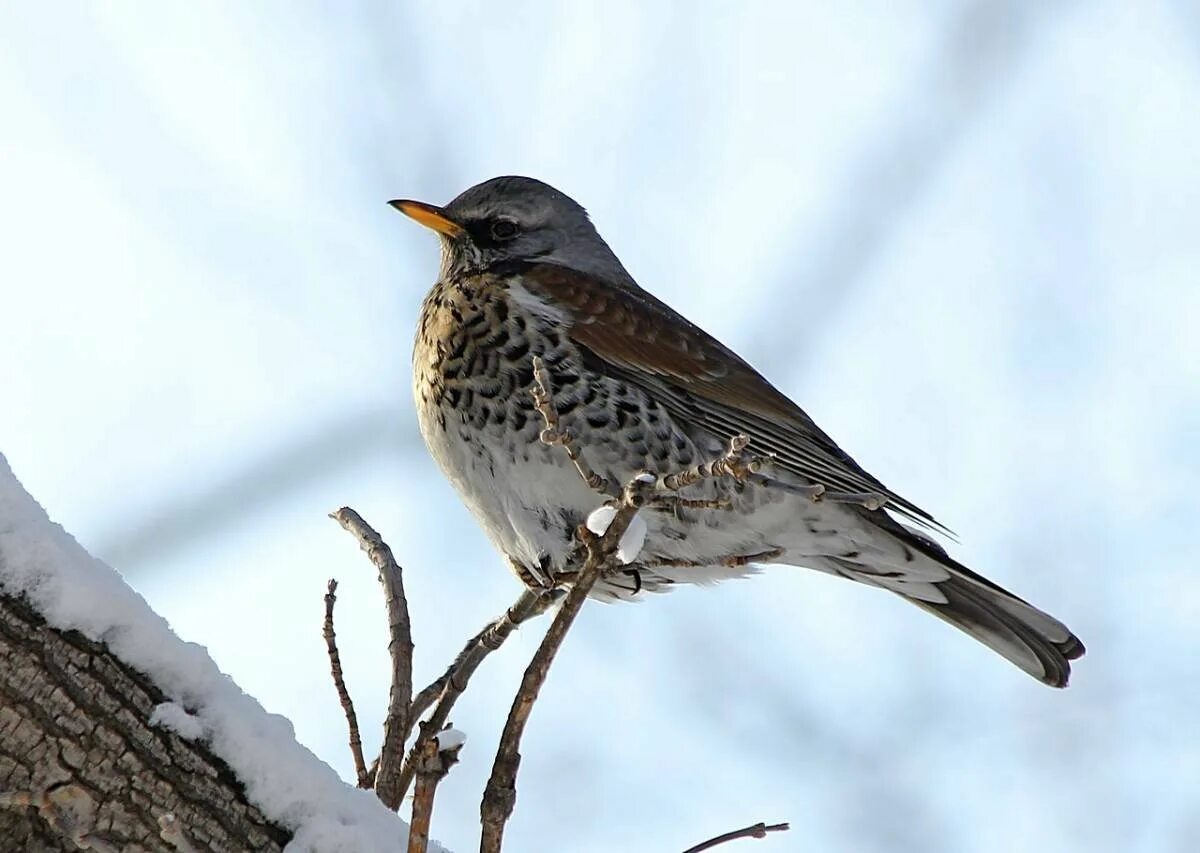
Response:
489,218,520,241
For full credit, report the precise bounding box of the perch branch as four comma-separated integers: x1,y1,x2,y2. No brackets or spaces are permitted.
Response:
396,587,555,800
479,480,650,853
322,579,370,788
681,821,791,853
406,727,464,853
477,359,778,850
479,358,664,852
329,507,414,810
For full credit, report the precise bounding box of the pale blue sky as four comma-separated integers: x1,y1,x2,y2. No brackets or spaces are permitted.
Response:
2,3,1198,851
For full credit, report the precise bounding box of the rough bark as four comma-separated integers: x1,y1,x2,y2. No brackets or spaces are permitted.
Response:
0,588,291,852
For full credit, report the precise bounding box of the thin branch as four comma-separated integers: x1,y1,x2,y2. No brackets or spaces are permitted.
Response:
479,359,655,851
406,727,464,853
657,434,761,490
322,579,370,788
681,821,791,853
396,588,555,800
478,362,778,850
479,481,649,853
329,508,414,810
530,356,616,497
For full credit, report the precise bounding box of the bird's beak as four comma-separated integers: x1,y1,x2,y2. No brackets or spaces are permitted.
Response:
388,199,465,238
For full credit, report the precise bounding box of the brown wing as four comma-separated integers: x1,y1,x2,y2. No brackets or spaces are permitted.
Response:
520,263,944,531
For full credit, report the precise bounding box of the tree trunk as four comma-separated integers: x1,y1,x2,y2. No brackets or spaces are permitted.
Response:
0,588,291,852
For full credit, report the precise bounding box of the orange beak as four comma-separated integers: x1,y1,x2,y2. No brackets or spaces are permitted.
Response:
388,199,464,238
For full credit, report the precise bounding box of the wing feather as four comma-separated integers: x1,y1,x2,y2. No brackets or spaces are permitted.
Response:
519,263,947,532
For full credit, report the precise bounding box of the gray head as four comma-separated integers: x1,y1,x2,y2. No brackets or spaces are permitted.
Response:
390,176,633,284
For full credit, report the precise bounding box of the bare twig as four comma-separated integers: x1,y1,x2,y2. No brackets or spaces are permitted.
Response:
478,360,659,851
396,587,555,800
329,508,414,810
658,434,762,490
322,578,370,788
477,361,786,850
406,727,464,853
479,479,650,853
681,821,791,853
530,356,615,496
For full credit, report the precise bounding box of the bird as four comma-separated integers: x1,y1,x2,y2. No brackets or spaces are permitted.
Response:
390,176,1085,687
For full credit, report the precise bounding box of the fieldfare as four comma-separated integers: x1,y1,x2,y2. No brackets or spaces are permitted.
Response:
391,176,1085,687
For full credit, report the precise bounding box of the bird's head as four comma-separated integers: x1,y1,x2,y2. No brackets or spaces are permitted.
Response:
390,176,633,284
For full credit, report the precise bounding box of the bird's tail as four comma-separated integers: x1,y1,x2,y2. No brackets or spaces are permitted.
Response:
837,513,1085,687
903,571,1085,687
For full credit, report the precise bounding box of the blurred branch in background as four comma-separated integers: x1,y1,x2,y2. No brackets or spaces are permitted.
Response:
755,0,1051,376
93,407,414,573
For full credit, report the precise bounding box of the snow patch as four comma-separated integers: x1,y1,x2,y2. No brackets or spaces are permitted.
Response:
150,701,207,741
0,454,448,853
434,728,467,751
585,505,648,564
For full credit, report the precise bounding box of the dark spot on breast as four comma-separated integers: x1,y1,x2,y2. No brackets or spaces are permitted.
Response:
465,311,488,330
505,339,530,361
514,363,534,391
586,413,610,429
556,396,580,415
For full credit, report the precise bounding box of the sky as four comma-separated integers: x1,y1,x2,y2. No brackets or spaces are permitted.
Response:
2,2,1199,851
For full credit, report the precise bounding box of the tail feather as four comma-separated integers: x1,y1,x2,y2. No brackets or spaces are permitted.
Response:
905,575,1085,687
853,510,1085,687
